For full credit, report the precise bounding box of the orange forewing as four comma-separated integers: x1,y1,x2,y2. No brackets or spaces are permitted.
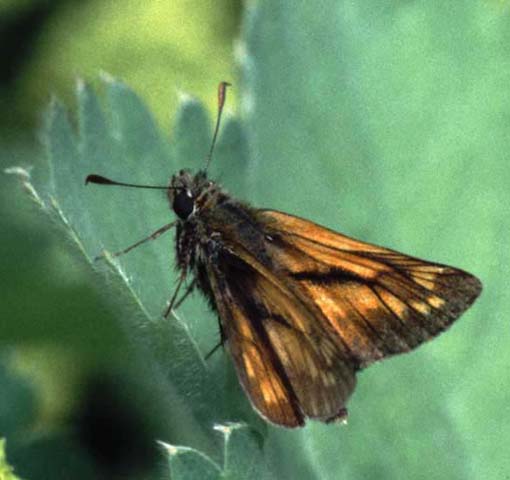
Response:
258,210,482,367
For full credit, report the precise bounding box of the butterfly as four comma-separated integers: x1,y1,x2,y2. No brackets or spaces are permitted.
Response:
86,82,482,427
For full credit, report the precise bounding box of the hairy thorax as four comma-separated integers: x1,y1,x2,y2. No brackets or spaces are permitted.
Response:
168,169,271,305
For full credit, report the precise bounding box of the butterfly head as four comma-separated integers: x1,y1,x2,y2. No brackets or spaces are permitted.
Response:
168,169,223,220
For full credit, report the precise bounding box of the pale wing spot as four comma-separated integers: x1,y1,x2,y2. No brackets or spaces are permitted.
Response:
309,286,352,334
242,344,293,419
243,353,256,378
245,344,282,406
308,284,377,354
356,286,384,315
374,287,408,319
412,276,436,290
412,271,438,280
260,379,279,405
410,300,431,315
428,295,445,309
411,266,445,274
265,324,292,366
235,316,254,340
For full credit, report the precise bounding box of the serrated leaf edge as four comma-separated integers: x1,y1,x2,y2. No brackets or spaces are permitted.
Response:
4,166,46,209
157,440,222,472
6,162,207,368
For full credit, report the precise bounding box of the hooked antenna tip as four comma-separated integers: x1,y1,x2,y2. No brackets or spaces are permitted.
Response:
85,174,113,186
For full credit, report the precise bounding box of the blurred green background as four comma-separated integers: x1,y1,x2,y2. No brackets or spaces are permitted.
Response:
1,1,509,479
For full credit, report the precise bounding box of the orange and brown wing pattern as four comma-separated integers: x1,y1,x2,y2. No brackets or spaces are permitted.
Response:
204,251,356,427
258,210,482,367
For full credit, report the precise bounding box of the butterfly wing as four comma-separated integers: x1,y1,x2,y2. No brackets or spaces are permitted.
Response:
257,210,482,367
203,246,356,427
198,204,480,426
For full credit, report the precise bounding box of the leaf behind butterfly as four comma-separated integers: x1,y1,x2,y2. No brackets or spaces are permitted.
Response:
6,77,257,463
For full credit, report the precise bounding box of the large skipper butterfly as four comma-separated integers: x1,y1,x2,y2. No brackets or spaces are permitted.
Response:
86,83,482,427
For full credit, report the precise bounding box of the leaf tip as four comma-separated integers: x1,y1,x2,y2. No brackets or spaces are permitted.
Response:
4,166,45,207
99,70,117,85
4,165,31,180
213,422,247,441
176,89,198,106
213,423,233,435
157,440,179,457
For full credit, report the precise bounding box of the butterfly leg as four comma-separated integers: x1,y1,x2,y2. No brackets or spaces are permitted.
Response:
204,321,227,360
94,221,177,261
204,341,223,360
172,279,197,311
163,271,188,318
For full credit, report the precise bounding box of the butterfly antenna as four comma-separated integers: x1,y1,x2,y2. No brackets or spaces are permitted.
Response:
85,174,180,190
204,81,231,172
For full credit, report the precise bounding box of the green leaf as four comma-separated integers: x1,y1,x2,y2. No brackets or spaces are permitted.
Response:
161,423,270,480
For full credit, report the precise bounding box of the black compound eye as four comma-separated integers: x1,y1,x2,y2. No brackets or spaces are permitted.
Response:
173,190,195,219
